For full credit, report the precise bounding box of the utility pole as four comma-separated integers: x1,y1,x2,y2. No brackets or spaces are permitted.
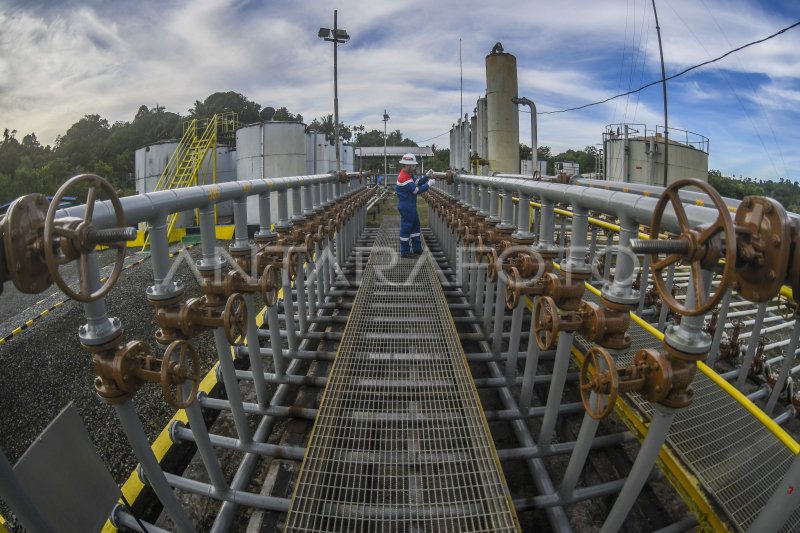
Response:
318,10,350,172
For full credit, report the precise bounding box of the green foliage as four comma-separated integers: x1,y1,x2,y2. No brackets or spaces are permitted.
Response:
708,169,800,213
272,107,303,123
189,91,261,123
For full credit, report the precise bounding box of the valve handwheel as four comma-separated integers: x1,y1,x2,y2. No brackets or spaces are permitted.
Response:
648,179,736,316
505,267,521,310
260,264,280,307
222,293,248,346
579,346,619,420
486,248,499,282
44,174,128,302
534,296,560,351
160,340,201,409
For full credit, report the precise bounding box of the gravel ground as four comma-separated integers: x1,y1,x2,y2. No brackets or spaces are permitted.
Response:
0,242,228,528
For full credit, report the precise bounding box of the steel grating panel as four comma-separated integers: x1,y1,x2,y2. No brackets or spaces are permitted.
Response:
286,219,519,532
577,291,800,532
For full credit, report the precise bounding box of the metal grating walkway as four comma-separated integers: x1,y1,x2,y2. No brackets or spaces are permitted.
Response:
286,219,519,532
577,291,800,532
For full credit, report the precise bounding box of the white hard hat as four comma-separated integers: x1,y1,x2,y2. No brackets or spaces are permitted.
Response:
398,153,418,166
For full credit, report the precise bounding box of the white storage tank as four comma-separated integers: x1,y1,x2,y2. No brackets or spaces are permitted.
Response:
236,121,307,225
604,124,709,186
305,131,327,175
134,141,235,228
486,43,520,174
341,142,355,172
135,140,179,195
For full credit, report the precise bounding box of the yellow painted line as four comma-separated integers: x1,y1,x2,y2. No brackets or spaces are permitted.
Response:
573,267,800,455
103,303,269,532
695,199,705,207
570,343,730,532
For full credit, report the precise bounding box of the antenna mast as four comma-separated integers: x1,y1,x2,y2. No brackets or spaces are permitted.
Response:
460,38,463,118
652,0,669,187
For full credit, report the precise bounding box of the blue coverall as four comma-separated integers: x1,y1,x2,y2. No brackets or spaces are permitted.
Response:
396,168,429,255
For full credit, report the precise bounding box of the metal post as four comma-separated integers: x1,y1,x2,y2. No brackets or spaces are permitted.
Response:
539,331,576,446
114,402,195,533
559,394,602,498
765,318,800,414
519,314,542,411
736,301,767,389
706,287,733,366
506,300,524,382
601,405,676,533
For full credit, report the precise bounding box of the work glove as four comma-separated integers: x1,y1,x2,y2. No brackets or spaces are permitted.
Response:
426,169,434,179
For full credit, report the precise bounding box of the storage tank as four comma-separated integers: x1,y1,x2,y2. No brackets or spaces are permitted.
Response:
134,141,235,228
306,131,327,175
341,143,355,172
236,121,307,225
486,43,519,174
604,124,709,185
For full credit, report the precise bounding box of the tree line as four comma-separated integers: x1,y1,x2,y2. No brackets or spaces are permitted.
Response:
1,91,796,212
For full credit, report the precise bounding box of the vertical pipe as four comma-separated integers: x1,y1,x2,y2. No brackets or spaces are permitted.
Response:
519,316,542,410
182,401,229,491
559,395,602,497
114,402,196,533
506,300,524,382
257,192,274,237
600,407,676,533
765,318,800,414
736,301,767,389
657,263,676,329
539,332,576,446
706,287,733,366
291,186,303,222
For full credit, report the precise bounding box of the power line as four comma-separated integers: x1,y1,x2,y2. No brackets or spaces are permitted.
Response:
538,20,800,115
418,130,450,144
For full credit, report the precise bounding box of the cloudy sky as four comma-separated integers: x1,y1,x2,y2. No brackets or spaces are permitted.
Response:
1,0,798,180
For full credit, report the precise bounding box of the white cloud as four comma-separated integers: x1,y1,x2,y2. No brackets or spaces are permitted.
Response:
0,0,797,179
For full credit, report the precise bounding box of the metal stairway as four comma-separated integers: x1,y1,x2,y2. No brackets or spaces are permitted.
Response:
141,112,237,250
285,220,520,532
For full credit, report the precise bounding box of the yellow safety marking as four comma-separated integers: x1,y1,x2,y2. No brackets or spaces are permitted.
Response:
103,303,269,532
643,191,651,197
623,187,630,193
573,269,800,458
242,182,251,193
215,225,235,240
208,186,221,201
695,199,705,207
570,343,730,533
267,179,274,189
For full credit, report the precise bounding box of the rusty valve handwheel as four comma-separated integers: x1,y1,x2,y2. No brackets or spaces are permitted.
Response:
534,296,560,351
260,264,280,307
486,248,499,282
579,346,619,420
647,178,736,316
223,293,248,346
505,267,521,310
43,174,128,302
160,340,201,409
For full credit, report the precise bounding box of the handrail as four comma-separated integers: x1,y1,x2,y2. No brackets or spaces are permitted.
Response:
580,279,800,456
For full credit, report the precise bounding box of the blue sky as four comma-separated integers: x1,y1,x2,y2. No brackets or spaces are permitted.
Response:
1,0,798,180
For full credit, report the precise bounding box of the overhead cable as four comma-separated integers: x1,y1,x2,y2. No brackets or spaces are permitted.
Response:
536,20,800,115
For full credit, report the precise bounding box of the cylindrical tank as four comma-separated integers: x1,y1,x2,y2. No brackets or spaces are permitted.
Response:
604,124,709,185
341,143,355,172
135,141,235,228
486,45,520,174
477,97,488,167
135,140,179,196
236,121,307,224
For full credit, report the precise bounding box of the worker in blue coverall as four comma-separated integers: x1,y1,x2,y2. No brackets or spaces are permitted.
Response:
396,153,433,257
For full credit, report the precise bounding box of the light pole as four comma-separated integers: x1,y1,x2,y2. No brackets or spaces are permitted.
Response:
382,109,389,190
318,10,350,172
